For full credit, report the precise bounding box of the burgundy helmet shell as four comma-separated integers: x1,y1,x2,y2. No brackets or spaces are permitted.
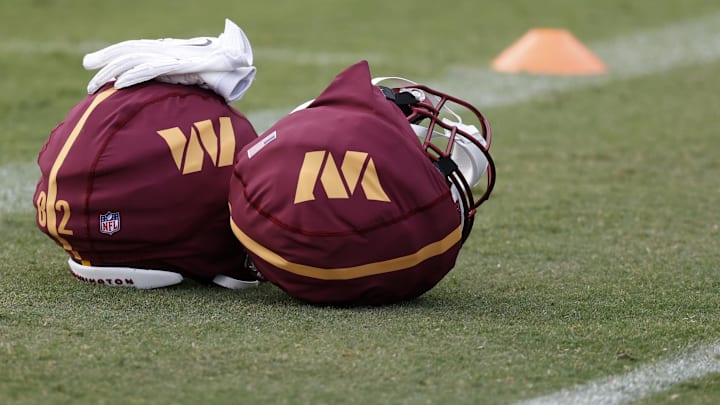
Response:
34,81,259,285
229,61,494,305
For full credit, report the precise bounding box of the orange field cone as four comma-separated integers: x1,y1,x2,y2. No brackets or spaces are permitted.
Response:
491,28,607,75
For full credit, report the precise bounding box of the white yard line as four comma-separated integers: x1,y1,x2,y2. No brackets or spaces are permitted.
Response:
516,342,720,405
0,38,383,65
0,161,39,215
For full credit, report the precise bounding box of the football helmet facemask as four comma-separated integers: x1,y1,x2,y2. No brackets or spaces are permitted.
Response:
371,77,495,242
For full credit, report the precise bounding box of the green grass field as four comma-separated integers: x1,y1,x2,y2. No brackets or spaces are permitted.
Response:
2,1,720,404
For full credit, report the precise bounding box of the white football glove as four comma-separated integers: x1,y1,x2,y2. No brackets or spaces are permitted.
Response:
83,19,256,103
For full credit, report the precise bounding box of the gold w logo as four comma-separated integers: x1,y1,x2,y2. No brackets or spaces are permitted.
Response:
294,150,391,204
157,117,236,174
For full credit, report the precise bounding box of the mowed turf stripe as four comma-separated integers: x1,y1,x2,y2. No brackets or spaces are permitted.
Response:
0,38,383,65
432,12,720,108
3,12,720,211
248,12,720,129
0,162,38,215
516,342,720,405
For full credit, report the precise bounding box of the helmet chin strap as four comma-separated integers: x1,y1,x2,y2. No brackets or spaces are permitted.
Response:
433,155,476,243
431,155,459,178
449,180,474,243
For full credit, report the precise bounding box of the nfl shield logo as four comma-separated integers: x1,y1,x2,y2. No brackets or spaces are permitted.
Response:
99,211,121,235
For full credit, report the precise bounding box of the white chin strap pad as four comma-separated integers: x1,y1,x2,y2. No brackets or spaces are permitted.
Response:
450,137,488,187
212,275,259,289
67,258,184,289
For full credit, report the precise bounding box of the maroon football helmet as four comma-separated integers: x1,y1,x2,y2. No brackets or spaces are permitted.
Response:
34,81,260,289
229,61,496,306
